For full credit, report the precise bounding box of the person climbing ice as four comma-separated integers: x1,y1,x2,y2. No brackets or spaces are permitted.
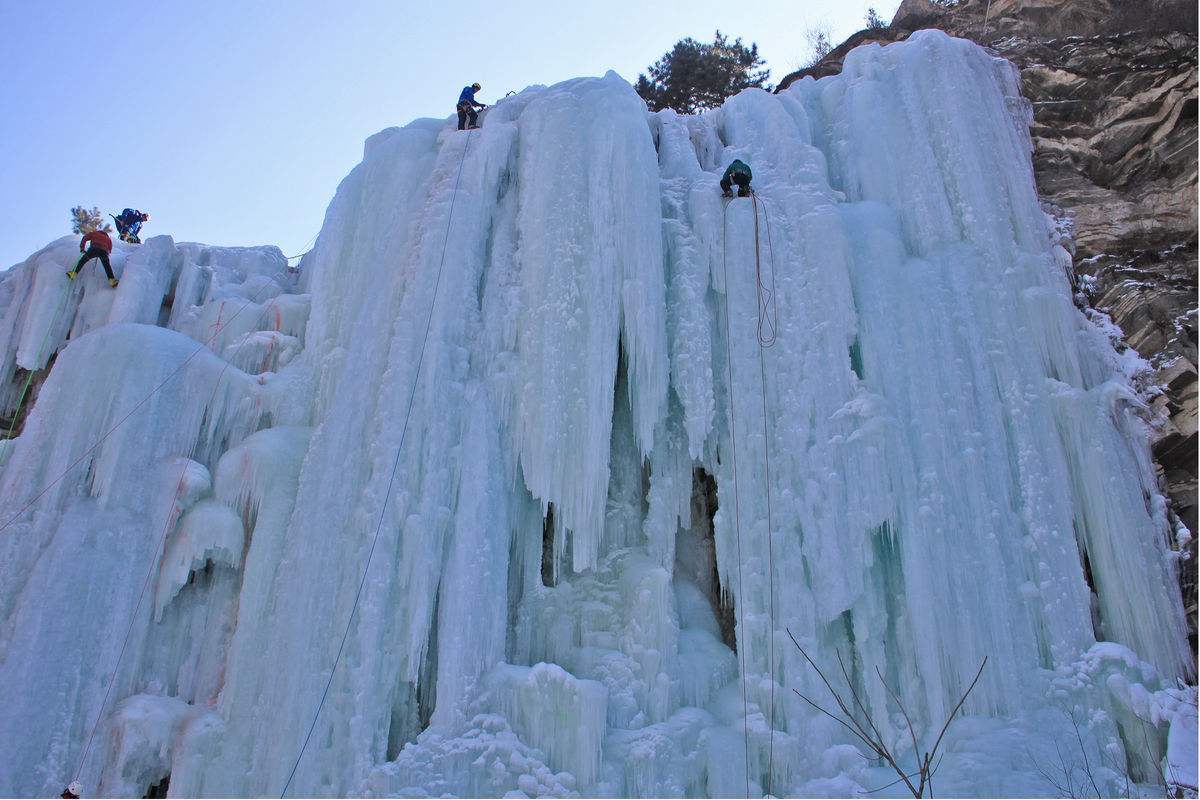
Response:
720,159,753,197
457,82,487,130
61,781,83,798
68,227,118,287
112,208,150,244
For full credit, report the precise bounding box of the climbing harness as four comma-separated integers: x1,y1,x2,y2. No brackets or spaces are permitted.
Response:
72,279,285,785
281,129,476,798
721,192,780,797
4,280,76,440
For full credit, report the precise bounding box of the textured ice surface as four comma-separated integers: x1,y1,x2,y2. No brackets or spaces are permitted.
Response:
0,30,1193,798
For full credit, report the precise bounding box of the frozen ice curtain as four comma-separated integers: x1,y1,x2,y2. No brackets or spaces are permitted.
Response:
0,30,1191,798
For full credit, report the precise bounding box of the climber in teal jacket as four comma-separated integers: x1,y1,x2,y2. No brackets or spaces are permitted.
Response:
721,160,753,197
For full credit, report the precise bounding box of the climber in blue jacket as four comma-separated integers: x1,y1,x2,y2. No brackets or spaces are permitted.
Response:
112,208,151,244
457,83,487,130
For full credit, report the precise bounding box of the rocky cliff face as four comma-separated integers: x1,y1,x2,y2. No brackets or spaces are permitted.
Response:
780,0,1198,645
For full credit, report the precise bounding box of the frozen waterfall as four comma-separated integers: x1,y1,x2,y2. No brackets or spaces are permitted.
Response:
0,30,1193,798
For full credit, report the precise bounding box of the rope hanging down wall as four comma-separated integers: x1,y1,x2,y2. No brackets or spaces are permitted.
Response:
281,128,476,797
721,193,781,797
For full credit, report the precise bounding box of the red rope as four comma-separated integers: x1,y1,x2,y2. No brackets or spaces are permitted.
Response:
752,193,779,793
752,194,778,349
721,193,782,797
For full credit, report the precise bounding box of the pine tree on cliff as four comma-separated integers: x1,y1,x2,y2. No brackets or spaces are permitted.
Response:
70,206,111,235
635,30,770,114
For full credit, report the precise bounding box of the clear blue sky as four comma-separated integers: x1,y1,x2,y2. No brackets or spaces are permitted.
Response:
0,0,900,268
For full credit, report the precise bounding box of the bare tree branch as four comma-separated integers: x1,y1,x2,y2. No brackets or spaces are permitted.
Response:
788,631,883,751
862,769,923,794
877,665,921,761
787,627,987,798
793,687,878,752
837,650,889,748
1064,707,1102,799
927,656,987,760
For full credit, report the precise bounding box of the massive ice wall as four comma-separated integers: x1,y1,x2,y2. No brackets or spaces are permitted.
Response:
0,30,1193,798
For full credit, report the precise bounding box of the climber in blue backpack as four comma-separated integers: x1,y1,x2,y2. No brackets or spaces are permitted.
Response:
112,208,150,244
456,82,487,130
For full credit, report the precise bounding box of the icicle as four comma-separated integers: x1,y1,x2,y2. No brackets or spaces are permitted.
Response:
485,663,608,786
0,29,1191,799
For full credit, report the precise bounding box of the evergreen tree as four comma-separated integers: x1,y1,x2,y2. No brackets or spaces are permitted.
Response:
70,206,111,235
865,7,888,29
635,30,770,114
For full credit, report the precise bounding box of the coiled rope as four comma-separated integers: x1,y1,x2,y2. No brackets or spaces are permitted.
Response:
752,193,778,795
752,194,778,348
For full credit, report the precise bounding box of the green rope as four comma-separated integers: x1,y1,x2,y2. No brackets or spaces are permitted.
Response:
5,280,75,439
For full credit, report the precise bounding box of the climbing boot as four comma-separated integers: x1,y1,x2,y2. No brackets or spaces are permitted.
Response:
108,277,119,288
65,270,78,280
